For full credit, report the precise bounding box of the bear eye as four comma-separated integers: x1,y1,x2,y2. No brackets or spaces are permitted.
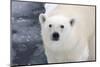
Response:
60,25,64,29
49,24,52,28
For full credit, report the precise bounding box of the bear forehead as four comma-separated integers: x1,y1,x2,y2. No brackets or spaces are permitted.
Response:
47,15,70,24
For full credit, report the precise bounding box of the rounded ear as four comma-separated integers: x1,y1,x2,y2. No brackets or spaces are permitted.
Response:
70,18,75,26
39,13,47,25
69,16,79,26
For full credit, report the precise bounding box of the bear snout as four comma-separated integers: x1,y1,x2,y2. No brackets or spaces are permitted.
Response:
52,32,60,41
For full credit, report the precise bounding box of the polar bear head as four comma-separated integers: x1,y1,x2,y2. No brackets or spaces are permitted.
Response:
39,13,76,50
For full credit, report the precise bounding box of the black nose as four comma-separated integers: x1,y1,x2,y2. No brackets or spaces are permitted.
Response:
52,32,59,41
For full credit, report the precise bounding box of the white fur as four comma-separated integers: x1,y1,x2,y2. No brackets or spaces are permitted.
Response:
39,4,95,63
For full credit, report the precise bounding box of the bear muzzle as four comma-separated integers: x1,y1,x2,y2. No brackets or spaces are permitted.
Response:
52,32,60,41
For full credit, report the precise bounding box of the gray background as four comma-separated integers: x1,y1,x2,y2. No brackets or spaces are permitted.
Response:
11,0,47,65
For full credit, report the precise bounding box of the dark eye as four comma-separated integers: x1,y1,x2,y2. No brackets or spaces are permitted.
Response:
49,24,52,28
60,25,64,29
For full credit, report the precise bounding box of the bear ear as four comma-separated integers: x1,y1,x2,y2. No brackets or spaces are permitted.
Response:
70,18,75,26
39,13,47,24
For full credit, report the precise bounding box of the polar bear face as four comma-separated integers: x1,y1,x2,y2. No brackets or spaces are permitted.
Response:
39,14,75,43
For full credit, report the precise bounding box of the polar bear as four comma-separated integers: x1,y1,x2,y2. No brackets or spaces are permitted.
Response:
39,4,95,63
